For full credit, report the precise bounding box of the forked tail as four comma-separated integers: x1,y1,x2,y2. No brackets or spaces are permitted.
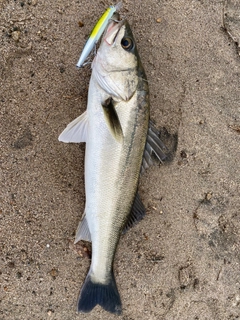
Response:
77,272,122,315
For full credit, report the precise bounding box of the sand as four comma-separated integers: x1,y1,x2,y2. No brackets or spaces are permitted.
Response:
1,0,240,319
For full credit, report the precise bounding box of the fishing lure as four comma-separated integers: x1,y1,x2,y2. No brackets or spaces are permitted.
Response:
76,2,122,68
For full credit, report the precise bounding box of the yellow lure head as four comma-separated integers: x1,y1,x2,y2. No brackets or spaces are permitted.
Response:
76,3,122,68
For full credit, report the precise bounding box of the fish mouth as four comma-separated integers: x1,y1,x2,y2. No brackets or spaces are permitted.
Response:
103,13,125,46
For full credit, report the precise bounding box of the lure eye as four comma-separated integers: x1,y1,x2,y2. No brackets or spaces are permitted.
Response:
121,37,133,50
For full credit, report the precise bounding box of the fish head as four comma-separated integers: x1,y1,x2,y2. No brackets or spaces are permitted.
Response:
101,14,138,71
92,15,141,101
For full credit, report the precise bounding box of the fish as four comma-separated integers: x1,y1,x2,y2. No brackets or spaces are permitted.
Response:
76,2,122,68
58,12,167,315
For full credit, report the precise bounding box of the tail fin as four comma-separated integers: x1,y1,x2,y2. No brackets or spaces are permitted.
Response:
77,272,122,315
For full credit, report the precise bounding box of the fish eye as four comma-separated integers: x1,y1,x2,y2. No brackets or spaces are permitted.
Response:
121,37,133,51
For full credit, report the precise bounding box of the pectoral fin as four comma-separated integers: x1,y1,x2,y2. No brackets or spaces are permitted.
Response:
58,111,88,143
123,192,146,233
102,98,123,143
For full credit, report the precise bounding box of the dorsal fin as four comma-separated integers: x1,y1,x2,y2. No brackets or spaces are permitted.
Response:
123,192,146,233
102,98,123,143
142,120,168,171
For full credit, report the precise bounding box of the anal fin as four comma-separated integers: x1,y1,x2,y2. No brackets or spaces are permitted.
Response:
74,214,91,244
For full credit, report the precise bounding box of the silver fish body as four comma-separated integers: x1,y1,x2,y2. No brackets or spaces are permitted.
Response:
59,14,167,315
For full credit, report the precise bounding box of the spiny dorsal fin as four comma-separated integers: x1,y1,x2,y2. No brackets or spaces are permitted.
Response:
123,192,146,233
102,98,123,143
142,120,168,171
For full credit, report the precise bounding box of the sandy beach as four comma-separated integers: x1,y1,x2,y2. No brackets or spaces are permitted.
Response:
1,0,239,319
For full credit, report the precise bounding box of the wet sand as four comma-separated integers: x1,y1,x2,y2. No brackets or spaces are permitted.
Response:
1,0,240,319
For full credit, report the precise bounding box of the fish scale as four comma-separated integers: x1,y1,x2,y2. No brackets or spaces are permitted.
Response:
86,90,148,284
